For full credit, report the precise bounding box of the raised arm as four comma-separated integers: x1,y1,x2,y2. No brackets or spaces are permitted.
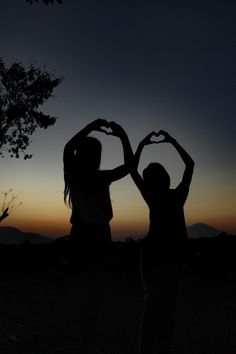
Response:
130,132,157,198
102,121,134,184
63,118,109,165
157,130,194,196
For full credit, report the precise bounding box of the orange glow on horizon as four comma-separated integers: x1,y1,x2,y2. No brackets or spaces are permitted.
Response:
3,212,236,240
1,178,235,239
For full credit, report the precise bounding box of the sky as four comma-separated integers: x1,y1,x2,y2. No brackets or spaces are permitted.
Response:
1,0,236,240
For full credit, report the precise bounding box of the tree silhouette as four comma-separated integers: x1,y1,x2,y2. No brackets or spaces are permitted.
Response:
0,189,22,223
0,59,62,159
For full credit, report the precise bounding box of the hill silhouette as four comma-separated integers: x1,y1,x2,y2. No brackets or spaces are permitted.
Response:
0,226,50,245
0,223,229,245
129,223,225,242
187,223,223,239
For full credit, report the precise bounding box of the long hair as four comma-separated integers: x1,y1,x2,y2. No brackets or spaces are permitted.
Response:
64,136,102,207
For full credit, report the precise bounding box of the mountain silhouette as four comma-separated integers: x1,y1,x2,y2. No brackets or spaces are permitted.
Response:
0,226,50,245
0,223,226,245
187,223,222,239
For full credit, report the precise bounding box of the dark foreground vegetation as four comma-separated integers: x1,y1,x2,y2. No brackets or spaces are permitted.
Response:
0,236,236,354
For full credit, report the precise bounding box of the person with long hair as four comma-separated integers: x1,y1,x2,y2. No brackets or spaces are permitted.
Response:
63,118,132,354
130,130,194,354
64,118,132,243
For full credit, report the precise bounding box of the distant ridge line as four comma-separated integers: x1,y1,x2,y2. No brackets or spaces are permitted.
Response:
0,226,50,245
0,223,234,245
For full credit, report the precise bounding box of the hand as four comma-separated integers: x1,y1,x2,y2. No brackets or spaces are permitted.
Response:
139,131,159,146
91,118,109,134
156,130,175,143
108,121,126,138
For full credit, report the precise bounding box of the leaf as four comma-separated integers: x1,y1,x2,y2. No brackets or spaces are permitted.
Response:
0,58,63,159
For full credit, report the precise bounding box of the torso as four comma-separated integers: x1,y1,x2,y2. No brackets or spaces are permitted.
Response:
70,171,113,225
144,188,188,249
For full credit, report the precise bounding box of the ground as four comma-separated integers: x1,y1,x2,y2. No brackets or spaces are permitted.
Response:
0,239,236,354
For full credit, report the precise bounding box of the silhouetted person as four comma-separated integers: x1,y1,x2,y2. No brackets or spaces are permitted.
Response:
130,130,194,354
63,118,132,354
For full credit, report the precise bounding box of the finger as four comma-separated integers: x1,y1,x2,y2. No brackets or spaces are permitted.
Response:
147,141,160,145
147,131,156,138
97,127,109,134
155,130,164,136
109,121,118,129
98,118,109,127
156,139,166,143
103,121,110,128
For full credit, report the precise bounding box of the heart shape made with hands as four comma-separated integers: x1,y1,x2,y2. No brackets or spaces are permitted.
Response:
98,125,113,135
148,132,166,144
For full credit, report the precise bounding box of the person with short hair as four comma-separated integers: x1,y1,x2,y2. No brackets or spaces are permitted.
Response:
130,130,194,354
